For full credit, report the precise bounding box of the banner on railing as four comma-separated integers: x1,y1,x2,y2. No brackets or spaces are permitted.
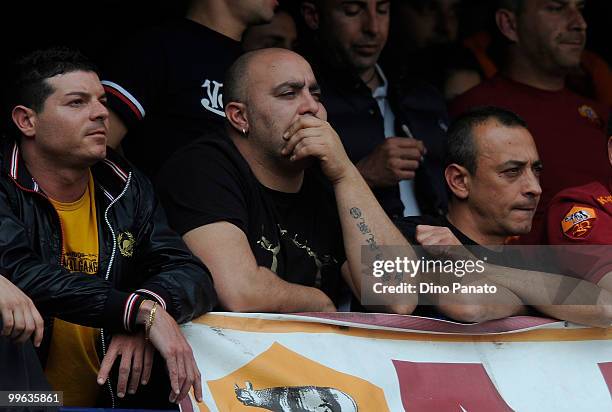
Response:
179,312,612,412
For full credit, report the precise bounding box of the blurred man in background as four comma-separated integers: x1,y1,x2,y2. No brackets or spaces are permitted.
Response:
102,0,277,176
301,0,449,221
451,0,609,244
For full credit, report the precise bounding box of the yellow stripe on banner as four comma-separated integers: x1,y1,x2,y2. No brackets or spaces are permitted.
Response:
192,314,612,343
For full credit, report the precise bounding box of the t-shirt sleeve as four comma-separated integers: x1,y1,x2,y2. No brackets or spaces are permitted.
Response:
155,144,249,236
392,217,419,244
546,198,612,283
100,31,166,129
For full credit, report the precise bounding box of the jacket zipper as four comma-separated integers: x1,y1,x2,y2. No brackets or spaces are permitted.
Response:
99,172,133,409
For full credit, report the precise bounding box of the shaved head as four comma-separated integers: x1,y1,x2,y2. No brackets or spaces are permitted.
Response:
224,52,255,104
224,48,310,105
223,47,324,172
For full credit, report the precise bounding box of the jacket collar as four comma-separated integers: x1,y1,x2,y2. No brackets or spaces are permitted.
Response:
3,140,131,199
4,141,38,192
91,149,131,200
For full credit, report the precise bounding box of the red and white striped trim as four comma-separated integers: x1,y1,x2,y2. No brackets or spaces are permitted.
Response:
123,293,140,331
10,143,19,180
136,289,167,310
102,189,115,202
101,81,145,121
102,159,128,182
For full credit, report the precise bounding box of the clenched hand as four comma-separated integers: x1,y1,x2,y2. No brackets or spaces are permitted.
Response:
357,137,426,187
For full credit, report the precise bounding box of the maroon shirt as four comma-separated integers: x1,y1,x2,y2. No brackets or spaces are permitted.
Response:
545,179,612,283
450,75,610,244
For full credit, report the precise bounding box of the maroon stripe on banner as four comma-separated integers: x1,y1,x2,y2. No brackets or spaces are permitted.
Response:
393,360,515,411
599,362,612,395
291,313,559,334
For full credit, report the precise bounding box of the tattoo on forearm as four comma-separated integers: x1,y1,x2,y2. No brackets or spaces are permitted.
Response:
357,221,370,234
349,207,381,254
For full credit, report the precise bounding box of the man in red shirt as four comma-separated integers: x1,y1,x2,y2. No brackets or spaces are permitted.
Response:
450,0,609,244
546,129,612,291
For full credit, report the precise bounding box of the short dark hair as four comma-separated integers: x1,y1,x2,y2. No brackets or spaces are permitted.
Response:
445,106,528,174
497,0,525,14
395,0,431,12
10,47,99,113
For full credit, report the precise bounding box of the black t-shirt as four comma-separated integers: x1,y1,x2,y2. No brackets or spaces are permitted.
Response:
396,215,553,277
395,215,477,246
102,18,243,176
156,137,346,302
395,215,539,268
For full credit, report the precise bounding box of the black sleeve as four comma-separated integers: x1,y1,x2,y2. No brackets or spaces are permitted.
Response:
156,141,251,237
0,336,51,392
129,168,217,323
0,185,137,332
392,216,419,244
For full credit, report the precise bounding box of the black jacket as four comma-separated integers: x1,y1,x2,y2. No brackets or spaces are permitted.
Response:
0,333,53,412
0,140,216,407
310,57,449,219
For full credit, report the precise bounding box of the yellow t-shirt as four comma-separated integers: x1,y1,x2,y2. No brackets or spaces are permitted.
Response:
45,172,101,406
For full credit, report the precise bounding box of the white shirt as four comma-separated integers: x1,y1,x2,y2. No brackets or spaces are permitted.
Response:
371,65,421,217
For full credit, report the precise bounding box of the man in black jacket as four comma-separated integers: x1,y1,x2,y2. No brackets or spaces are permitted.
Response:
301,0,449,219
4,47,216,407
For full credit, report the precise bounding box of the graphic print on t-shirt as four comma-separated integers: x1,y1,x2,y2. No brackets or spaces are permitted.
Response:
61,251,98,274
578,104,602,126
156,138,347,300
257,231,281,273
201,79,225,117
596,194,612,206
257,224,338,288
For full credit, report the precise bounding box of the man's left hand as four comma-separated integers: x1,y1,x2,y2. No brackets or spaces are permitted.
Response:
97,332,155,398
281,115,355,184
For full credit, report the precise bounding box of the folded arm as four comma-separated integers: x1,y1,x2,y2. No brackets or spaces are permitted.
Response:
183,222,336,313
